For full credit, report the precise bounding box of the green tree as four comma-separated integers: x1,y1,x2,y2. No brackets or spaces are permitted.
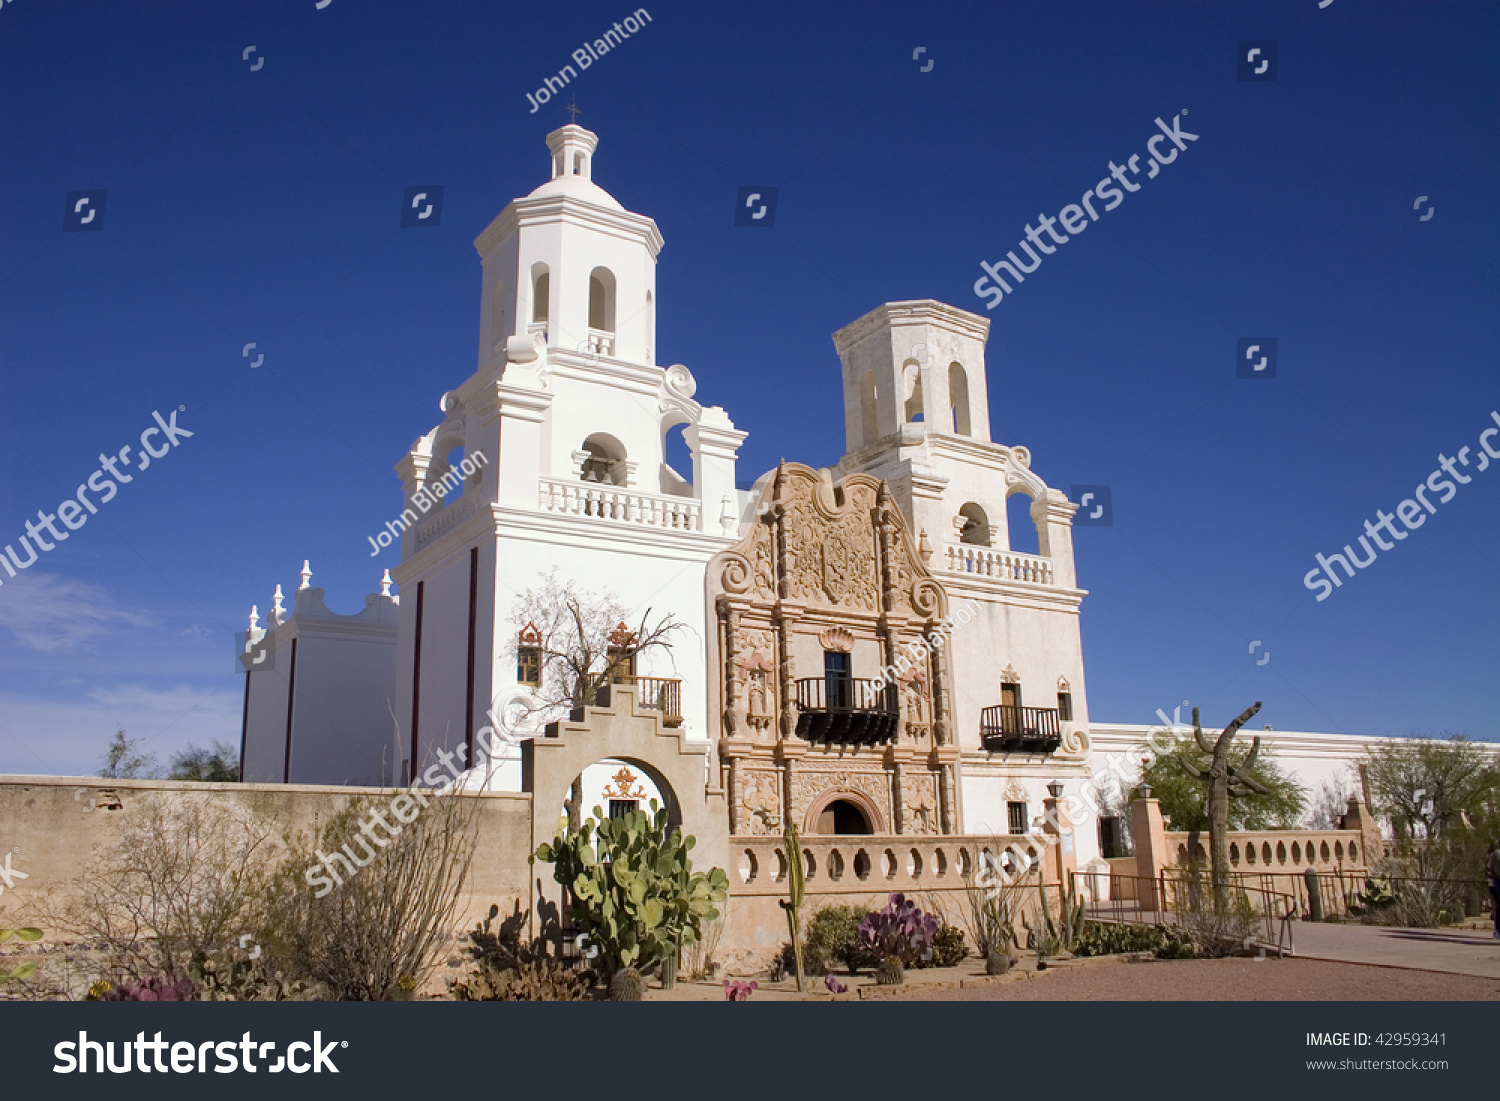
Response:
1361,734,1499,840
1133,727,1306,833
169,740,240,782
98,728,159,780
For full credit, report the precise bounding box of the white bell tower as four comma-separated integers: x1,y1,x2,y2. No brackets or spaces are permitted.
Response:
473,124,662,370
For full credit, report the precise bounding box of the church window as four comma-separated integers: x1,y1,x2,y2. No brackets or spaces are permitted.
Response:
517,622,543,687
608,799,637,819
958,502,990,547
1057,691,1073,721
579,433,627,486
588,267,616,332
1006,491,1040,555
823,650,852,710
1007,801,1029,835
532,270,550,324
949,363,971,436
903,362,923,423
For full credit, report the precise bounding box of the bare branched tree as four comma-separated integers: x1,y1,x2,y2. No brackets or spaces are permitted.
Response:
1307,773,1357,831
509,570,683,718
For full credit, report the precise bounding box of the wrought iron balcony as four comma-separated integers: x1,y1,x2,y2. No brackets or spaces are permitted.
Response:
793,677,898,746
980,705,1062,754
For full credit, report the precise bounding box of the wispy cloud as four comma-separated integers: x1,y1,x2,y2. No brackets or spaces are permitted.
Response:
0,573,152,651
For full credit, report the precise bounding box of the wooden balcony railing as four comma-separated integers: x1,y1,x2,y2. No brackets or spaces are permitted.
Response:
979,705,1062,754
628,675,682,727
592,677,683,727
793,677,898,746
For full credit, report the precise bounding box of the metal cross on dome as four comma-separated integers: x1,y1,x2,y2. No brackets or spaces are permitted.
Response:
565,100,582,124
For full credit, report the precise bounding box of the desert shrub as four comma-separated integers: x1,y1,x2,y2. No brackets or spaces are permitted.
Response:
1073,920,1192,958
262,788,480,1001
41,793,279,987
928,923,967,967
804,905,878,975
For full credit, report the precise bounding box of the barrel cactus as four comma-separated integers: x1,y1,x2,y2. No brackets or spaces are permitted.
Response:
609,967,644,1002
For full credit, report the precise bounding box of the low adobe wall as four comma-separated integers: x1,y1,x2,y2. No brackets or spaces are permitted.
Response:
0,774,534,936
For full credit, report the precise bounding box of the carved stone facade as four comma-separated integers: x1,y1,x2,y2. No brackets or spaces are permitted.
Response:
709,462,962,838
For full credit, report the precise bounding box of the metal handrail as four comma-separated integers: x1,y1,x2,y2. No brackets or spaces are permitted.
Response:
1074,870,1297,957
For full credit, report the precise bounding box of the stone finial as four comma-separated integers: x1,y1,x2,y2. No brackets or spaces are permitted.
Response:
720,494,736,535
271,584,285,625
248,605,260,632
299,560,312,590
380,569,394,598
918,528,933,563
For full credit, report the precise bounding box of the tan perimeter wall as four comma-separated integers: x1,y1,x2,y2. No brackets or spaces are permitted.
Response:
0,775,535,936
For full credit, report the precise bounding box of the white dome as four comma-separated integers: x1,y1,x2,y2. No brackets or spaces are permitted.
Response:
524,173,624,212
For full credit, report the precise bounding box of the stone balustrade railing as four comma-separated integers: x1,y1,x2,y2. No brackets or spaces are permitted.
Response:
942,543,1054,585
731,835,1048,897
538,477,701,531
413,497,481,551
1165,829,1369,872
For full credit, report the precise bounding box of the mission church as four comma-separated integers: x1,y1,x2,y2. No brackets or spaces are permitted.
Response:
235,123,1377,879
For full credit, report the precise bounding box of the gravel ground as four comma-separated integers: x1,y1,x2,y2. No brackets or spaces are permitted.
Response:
891,958,1500,1001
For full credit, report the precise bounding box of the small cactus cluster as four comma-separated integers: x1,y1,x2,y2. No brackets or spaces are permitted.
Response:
723,979,758,1001
1037,877,1086,957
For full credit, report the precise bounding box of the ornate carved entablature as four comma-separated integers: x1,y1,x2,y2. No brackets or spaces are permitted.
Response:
1000,664,1021,684
708,461,962,837
1057,675,1071,691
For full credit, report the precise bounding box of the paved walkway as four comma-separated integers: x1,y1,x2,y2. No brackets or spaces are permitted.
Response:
1290,921,1500,979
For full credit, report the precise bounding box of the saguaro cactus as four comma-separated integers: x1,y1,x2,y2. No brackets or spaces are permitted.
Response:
1189,701,1267,910
780,823,806,991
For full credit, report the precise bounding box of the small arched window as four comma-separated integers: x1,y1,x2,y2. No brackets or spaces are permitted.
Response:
958,502,990,546
949,363,971,436
588,267,616,332
532,270,550,324
573,152,584,176
580,433,626,486
903,363,923,423
1006,491,1040,554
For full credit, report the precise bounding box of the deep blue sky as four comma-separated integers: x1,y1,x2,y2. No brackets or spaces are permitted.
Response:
1,0,1497,776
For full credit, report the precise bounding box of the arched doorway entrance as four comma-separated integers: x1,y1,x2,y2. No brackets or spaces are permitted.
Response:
805,792,881,835
818,799,872,835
